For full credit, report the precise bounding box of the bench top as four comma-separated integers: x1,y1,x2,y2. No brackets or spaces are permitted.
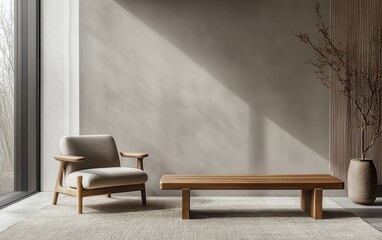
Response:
160,174,344,190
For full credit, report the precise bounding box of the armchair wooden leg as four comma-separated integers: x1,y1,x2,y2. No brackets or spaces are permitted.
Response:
77,176,83,214
52,192,59,205
52,161,65,205
107,194,111,198
141,184,146,206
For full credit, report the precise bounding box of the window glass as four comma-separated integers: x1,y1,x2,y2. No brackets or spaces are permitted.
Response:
0,0,14,197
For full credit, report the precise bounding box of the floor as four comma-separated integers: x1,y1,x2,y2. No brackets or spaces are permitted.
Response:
0,192,51,232
0,192,381,233
333,197,382,232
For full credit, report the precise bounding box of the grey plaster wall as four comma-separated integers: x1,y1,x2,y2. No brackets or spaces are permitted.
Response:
80,0,330,196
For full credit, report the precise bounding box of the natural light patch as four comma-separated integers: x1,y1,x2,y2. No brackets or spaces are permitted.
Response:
262,116,329,174
80,0,330,196
80,0,253,176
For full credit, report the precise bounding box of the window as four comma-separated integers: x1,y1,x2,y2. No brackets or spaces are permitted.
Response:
0,0,40,207
0,0,15,197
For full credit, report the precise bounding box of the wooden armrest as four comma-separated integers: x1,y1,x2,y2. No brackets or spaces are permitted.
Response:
120,152,148,170
54,155,85,163
120,152,149,159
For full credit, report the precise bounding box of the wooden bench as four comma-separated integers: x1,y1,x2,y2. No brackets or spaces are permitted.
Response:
160,174,344,220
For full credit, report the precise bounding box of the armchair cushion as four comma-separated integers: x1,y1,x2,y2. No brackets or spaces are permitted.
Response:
66,167,148,189
60,135,121,176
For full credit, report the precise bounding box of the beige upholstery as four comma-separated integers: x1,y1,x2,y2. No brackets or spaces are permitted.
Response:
67,167,148,189
60,135,121,176
53,135,149,214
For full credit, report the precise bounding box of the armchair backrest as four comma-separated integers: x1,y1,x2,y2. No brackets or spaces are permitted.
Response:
60,135,121,175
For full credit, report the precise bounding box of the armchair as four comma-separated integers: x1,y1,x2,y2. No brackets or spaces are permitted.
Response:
52,135,149,214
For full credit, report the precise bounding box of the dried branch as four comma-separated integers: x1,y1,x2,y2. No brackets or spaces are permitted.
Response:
294,2,382,160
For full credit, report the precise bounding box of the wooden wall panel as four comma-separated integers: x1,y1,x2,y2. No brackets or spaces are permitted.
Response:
330,0,382,185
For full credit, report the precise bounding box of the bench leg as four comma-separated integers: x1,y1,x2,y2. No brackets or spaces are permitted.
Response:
182,188,190,219
301,188,322,219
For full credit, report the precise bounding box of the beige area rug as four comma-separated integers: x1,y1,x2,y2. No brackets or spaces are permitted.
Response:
0,196,381,240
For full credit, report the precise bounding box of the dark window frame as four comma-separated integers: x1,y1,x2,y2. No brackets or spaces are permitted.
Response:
0,0,40,208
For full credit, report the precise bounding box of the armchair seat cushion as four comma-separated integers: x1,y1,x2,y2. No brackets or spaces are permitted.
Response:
67,167,148,189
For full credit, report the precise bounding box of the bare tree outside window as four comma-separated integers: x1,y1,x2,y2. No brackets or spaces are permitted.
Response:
0,0,14,195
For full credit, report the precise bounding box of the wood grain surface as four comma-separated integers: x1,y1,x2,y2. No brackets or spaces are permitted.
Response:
160,174,344,190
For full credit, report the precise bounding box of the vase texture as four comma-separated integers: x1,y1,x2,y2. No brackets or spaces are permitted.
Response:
347,159,377,205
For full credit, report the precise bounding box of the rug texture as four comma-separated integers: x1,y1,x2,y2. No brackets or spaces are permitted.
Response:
0,196,381,240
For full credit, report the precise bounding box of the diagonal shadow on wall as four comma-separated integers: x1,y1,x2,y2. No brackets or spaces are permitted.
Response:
80,0,330,196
